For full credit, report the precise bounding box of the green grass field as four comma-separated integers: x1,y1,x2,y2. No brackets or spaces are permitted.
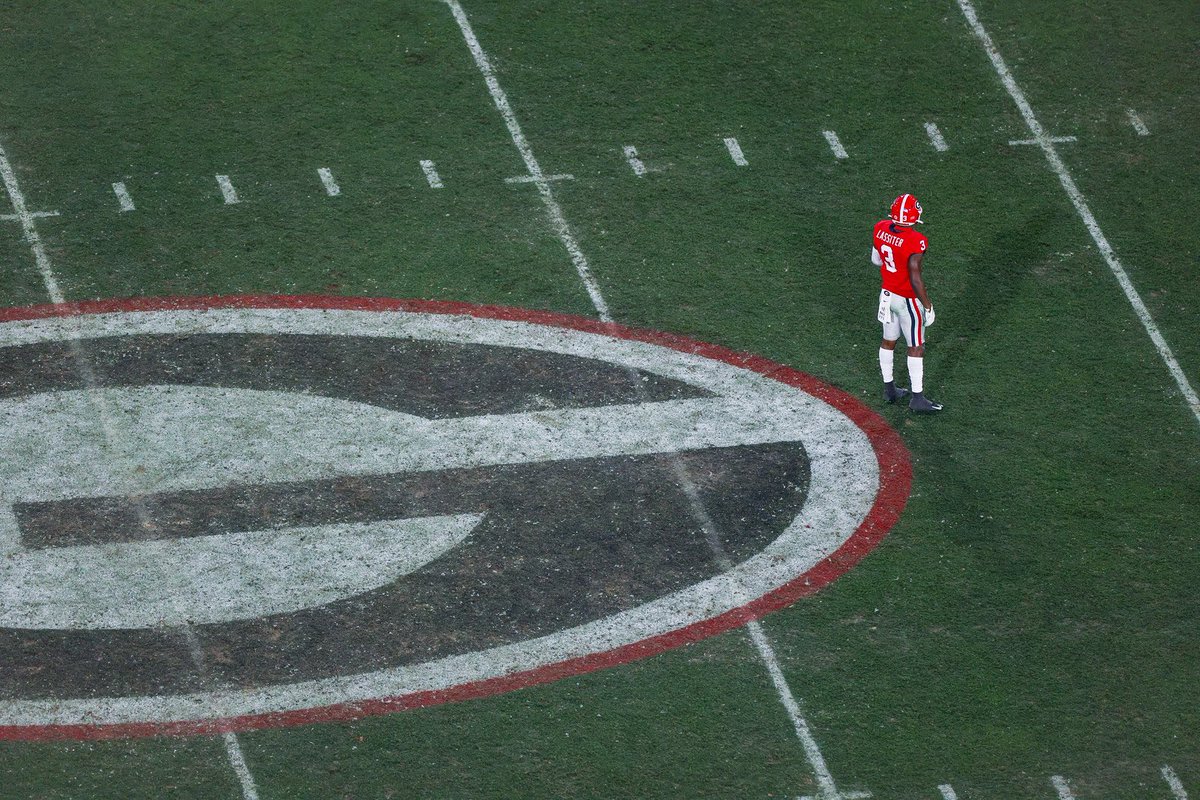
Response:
1,1,1197,798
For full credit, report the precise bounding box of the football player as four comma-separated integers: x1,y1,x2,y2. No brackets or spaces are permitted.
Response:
872,193,943,412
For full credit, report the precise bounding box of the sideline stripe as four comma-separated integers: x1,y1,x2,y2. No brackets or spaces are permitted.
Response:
1126,108,1150,136
317,168,341,196
924,122,949,152
938,785,959,800
823,130,848,160
1163,765,1189,800
0,141,66,304
1051,775,1076,799
956,0,1200,428
723,136,749,166
216,175,240,205
1,140,261,798
419,159,444,189
442,0,611,321
112,182,135,212
623,145,647,176
442,4,863,798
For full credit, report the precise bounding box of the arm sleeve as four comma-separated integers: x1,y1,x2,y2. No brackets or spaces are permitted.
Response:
871,247,882,267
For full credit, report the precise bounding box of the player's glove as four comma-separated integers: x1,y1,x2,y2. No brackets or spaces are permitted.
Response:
924,306,935,326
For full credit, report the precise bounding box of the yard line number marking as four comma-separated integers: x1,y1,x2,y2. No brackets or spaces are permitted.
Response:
823,130,848,160
924,122,949,152
957,0,1200,428
442,4,869,800
938,784,959,800
723,136,749,166
317,167,341,196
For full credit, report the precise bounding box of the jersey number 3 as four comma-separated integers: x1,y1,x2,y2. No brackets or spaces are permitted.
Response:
880,244,898,273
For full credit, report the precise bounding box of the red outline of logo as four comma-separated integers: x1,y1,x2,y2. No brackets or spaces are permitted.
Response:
0,295,912,740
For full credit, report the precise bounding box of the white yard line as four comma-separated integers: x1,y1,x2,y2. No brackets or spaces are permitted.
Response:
112,182,136,212
1,137,260,800
1050,775,1076,799
924,122,949,152
723,136,749,166
442,0,610,321
223,734,261,800
419,159,445,189
938,784,959,800
317,167,341,196
1126,108,1150,136
956,0,1200,428
667,459,859,800
751,617,867,800
823,130,848,160
181,628,260,800
0,141,66,303
216,174,240,205
1163,765,1189,800
441,3,860,798
623,145,647,176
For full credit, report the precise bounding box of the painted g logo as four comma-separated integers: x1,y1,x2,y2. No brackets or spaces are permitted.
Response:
0,297,909,739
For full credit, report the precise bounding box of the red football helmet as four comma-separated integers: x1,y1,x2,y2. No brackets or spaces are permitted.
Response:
889,194,923,225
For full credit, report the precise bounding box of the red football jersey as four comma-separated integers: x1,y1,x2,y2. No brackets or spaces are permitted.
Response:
873,219,928,298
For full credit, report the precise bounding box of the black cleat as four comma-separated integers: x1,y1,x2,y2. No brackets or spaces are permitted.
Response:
884,385,910,404
908,393,944,413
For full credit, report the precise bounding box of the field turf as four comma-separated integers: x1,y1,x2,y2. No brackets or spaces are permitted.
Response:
0,1,1197,798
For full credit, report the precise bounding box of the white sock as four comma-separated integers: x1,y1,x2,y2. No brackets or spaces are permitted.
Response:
908,356,924,394
879,348,894,383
